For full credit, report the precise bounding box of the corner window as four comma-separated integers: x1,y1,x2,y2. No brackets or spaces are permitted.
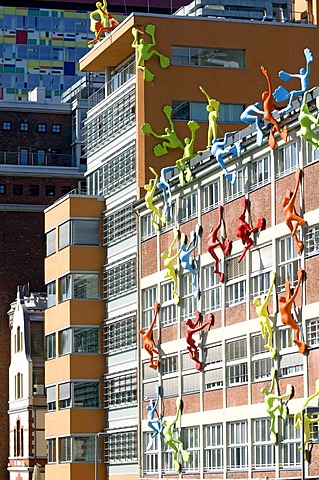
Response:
47,438,56,463
59,273,99,302
46,229,56,257
58,381,99,409
46,385,56,411
58,219,99,249
47,281,56,307
59,326,99,355
46,333,56,360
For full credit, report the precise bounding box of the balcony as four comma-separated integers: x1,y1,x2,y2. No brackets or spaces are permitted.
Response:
0,151,74,168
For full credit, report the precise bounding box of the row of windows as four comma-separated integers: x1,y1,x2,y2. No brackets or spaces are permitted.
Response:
2,121,61,133
47,272,100,307
46,381,99,411
171,46,245,69
0,183,71,197
46,326,100,359
172,100,244,123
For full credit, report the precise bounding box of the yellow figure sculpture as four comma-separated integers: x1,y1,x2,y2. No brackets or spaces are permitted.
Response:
199,86,220,149
162,398,190,473
88,0,119,47
175,120,199,187
253,272,276,358
295,380,319,458
144,167,166,231
262,367,294,444
161,228,184,305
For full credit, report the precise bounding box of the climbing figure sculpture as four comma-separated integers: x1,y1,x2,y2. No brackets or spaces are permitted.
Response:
295,380,319,458
146,384,163,451
175,120,199,187
142,105,184,156
140,301,160,369
207,205,232,282
131,24,170,82
144,167,166,231
162,398,190,473
240,102,265,146
236,197,265,263
161,229,183,305
157,165,175,219
278,268,307,354
253,271,277,358
282,167,306,254
211,131,241,184
180,224,202,299
88,1,119,47
185,311,213,370
298,88,319,149
262,367,294,444
199,86,220,148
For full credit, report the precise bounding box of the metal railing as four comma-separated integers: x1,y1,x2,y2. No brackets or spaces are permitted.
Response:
0,152,74,167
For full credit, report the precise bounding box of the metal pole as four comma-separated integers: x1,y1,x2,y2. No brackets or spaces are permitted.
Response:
301,409,305,480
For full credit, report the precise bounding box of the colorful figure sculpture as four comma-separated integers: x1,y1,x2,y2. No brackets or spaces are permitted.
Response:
211,132,241,184
240,102,265,146
236,197,265,263
144,167,166,231
253,272,277,358
207,205,232,282
185,311,213,370
274,48,313,114
161,229,183,305
180,224,202,299
262,367,294,445
131,24,170,82
261,65,288,149
88,1,119,47
278,268,307,354
199,86,220,148
295,381,319,458
298,88,319,148
162,398,190,473
140,301,160,369
146,384,163,451
142,105,183,156
175,120,199,187
282,167,306,254
157,165,175,219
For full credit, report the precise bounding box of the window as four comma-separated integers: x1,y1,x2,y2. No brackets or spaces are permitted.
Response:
61,186,72,195
228,420,248,469
59,327,99,355
250,244,273,299
204,343,223,390
46,333,56,360
253,418,275,468
104,314,137,353
182,427,200,472
204,424,223,471
103,257,136,300
0,184,5,195
20,122,29,131
278,142,298,177
60,437,72,462
203,180,220,212
46,229,56,256
281,416,301,467
141,213,156,241
2,121,12,130
15,373,23,399
202,265,221,313
46,385,56,411
181,273,195,319
59,273,99,302
250,155,270,190
13,184,23,195
226,256,246,307
226,338,248,386
162,354,179,398
99,145,136,197
305,224,319,257
59,219,99,249
162,355,178,376
105,431,137,464
278,236,300,291
29,185,39,196
143,433,159,474
14,419,24,457
103,204,135,246
251,334,272,382
59,381,99,409
225,167,246,202
33,367,45,396
46,185,55,197
47,281,56,307
60,436,95,462
307,318,319,346
47,438,56,463
279,328,304,377
37,123,47,132
172,46,245,69
142,286,157,330
180,192,197,222
30,321,44,357
52,124,61,133
103,371,137,408
20,149,30,165
172,100,244,123
160,282,177,326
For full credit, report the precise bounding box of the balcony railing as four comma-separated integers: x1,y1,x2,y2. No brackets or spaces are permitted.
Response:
0,152,74,167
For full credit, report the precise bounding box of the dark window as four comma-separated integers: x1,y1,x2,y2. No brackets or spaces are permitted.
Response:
2,121,12,131
13,184,23,195
29,185,39,196
52,124,61,133
20,122,29,131
19,149,29,165
0,184,6,194
37,123,47,133
46,185,55,197
61,186,72,195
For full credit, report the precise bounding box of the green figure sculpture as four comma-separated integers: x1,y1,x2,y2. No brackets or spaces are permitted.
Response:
199,86,220,149
262,367,294,444
161,228,184,305
131,24,170,82
295,381,319,458
142,105,184,156
175,120,199,187
298,88,319,149
144,167,166,231
253,271,277,359
162,398,190,473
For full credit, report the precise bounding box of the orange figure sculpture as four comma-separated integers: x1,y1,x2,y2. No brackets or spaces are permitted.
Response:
185,311,213,370
207,205,232,282
261,65,288,149
88,1,119,47
278,268,307,354
282,167,306,254
140,301,160,369
236,197,265,263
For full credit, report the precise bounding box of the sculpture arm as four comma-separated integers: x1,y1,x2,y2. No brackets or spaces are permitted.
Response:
261,66,272,95
264,272,276,304
289,269,304,304
199,86,210,103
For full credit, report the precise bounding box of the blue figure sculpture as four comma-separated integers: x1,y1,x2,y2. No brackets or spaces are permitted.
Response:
157,165,175,219
146,384,163,451
240,102,265,146
211,132,241,184
274,48,313,114
180,224,202,299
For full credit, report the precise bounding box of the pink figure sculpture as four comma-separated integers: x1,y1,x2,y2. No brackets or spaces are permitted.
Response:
207,205,232,282
282,168,306,254
185,311,213,370
236,197,265,263
278,268,307,354
140,301,160,369
261,65,288,149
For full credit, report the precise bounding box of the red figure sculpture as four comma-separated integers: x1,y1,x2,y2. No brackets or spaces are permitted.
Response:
140,301,160,369
278,268,307,354
282,168,306,254
207,205,232,282
261,65,288,149
185,311,213,370
236,197,265,263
